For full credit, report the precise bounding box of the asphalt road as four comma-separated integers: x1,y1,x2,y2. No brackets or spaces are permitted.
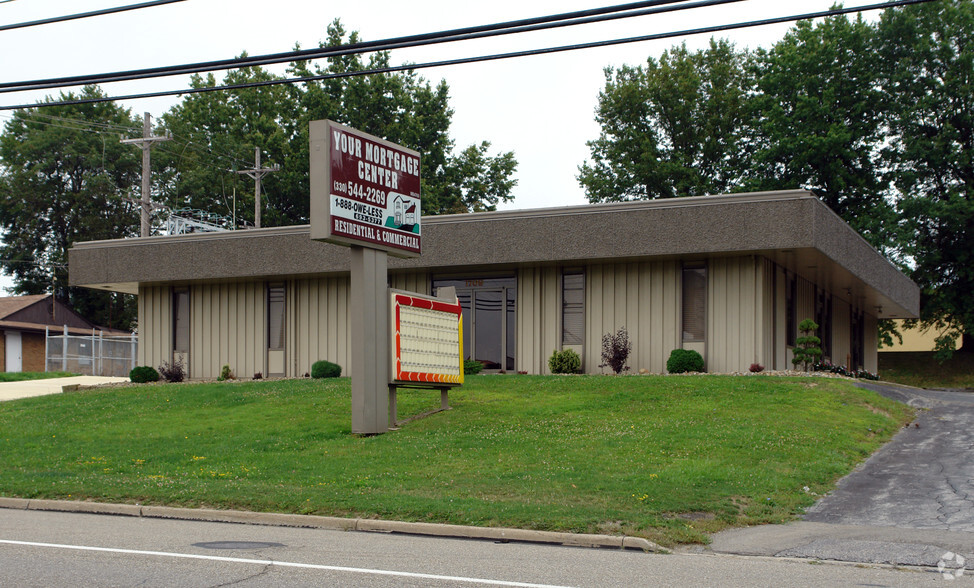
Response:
710,382,974,573
0,508,948,587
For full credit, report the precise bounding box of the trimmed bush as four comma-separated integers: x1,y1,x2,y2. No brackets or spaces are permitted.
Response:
548,349,581,374
667,349,705,374
463,359,484,375
158,357,186,383
129,365,160,383
218,364,233,381
311,360,342,379
792,318,823,371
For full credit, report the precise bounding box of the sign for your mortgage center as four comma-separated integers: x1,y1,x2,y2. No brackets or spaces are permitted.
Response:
310,120,421,257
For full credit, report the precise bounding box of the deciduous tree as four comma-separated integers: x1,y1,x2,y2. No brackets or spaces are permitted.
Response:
876,0,974,355
0,86,139,329
579,40,751,202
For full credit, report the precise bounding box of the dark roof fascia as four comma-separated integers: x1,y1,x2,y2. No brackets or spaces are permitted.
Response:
68,190,919,317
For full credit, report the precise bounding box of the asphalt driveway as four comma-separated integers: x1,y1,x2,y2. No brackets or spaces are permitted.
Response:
708,382,974,570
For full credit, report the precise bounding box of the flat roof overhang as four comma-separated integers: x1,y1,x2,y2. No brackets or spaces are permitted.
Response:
69,190,919,319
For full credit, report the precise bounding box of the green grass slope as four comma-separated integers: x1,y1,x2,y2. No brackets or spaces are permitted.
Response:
0,375,912,546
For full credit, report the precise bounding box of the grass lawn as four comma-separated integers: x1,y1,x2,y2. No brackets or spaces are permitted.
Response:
0,371,76,383
879,351,974,390
0,375,912,546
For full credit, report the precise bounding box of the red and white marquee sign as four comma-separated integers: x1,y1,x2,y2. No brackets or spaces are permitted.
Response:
390,291,463,386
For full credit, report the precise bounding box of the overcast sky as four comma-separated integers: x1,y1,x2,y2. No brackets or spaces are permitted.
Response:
0,0,885,294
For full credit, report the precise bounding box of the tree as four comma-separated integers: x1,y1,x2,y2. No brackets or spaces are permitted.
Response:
746,14,894,252
579,39,751,202
158,20,518,225
875,0,974,356
156,64,303,228
0,86,139,329
791,319,822,371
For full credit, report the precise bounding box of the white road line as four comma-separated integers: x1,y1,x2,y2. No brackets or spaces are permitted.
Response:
0,539,574,588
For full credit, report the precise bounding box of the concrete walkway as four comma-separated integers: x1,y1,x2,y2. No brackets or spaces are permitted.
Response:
0,376,130,402
707,382,974,570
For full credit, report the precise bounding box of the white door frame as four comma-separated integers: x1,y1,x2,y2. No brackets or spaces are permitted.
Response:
5,330,22,373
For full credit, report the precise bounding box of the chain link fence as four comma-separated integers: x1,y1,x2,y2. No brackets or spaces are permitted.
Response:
46,327,137,377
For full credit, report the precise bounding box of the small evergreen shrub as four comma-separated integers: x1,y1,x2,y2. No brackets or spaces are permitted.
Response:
463,359,484,375
548,349,582,374
599,327,632,374
311,360,342,379
792,319,823,371
158,357,185,383
129,365,159,383
218,364,233,381
667,349,705,374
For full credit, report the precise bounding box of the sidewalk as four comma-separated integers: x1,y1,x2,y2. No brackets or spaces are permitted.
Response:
0,376,130,402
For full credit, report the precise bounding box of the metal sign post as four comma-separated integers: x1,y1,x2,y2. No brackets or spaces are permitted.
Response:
310,119,422,435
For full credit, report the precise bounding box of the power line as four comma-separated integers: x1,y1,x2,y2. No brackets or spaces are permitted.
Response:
0,0,732,93
0,0,939,111
0,0,187,32
0,111,257,171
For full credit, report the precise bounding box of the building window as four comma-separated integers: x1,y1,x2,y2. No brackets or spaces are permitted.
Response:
173,288,190,353
682,265,707,342
268,284,285,350
851,308,865,370
562,270,584,346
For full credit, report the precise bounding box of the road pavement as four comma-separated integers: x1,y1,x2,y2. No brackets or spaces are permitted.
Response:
708,382,974,573
0,508,950,587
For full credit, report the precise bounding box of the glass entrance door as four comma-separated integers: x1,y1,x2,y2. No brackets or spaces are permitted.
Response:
433,276,516,373
472,289,504,370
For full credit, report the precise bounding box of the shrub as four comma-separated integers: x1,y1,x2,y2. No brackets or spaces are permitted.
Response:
548,349,582,374
158,357,185,383
129,365,159,383
599,327,632,374
749,363,765,373
218,364,233,381
311,360,342,379
463,359,484,375
253,372,263,380
792,319,823,371
667,349,705,374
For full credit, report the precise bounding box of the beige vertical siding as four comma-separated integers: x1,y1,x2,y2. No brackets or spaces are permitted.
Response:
138,285,172,369
189,281,265,380
864,313,878,374
292,276,351,378
390,271,430,296
583,261,680,374
708,257,763,374
516,266,559,374
759,258,776,370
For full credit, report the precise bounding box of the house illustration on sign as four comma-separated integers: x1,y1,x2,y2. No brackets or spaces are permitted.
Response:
392,194,417,228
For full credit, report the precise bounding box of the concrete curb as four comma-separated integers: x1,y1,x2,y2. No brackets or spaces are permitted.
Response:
0,497,664,553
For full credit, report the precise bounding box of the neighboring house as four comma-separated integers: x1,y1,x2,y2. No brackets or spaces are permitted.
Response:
881,319,963,352
0,294,122,373
68,190,919,380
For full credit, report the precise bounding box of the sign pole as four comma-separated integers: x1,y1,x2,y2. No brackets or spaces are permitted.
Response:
350,245,389,434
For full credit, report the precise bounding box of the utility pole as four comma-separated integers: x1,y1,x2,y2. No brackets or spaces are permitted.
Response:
237,147,279,229
121,113,170,237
